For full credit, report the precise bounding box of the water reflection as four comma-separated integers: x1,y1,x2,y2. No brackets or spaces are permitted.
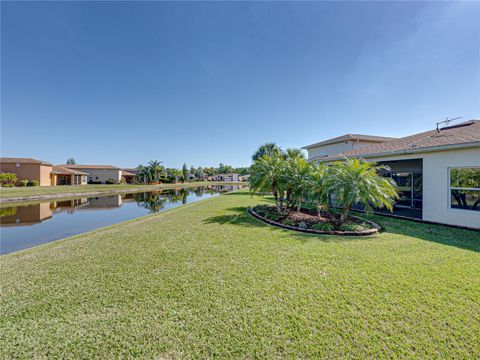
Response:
0,185,243,254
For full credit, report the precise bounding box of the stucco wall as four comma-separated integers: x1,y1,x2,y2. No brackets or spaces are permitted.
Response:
0,163,52,186
84,169,122,183
369,147,480,229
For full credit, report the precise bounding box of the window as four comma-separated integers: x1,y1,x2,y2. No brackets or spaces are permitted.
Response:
450,167,480,211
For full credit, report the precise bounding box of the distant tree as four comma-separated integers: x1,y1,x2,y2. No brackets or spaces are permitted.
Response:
252,142,282,162
195,167,205,179
147,160,166,183
182,163,188,182
203,167,217,176
218,163,234,174
66,157,76,165
235,167,251,176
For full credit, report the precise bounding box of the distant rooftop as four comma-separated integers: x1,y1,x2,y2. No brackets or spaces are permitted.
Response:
302,134,396,149
52,165,89,175
0,157,52,165
62,164,120,170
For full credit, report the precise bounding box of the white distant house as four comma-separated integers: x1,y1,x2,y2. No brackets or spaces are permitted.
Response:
63,164,122,184
215,173,239,182
239,174,250,182
302,120,480,229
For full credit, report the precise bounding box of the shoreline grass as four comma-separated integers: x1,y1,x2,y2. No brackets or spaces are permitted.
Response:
0,181,246,202
1,190,479,358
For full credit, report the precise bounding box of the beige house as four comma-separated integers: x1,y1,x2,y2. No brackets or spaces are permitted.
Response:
62,164,122,184
303,120,480,229
51,166,88,186
0,157,53,186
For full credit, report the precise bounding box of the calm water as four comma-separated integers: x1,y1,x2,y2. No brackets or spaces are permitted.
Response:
0,185,242,255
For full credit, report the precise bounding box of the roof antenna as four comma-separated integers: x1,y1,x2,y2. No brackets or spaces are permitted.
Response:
436,116,462,132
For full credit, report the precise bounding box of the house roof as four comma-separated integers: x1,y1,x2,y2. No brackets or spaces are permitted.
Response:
302,134,396,149
0,157,52,166
62,164,121,170
52,165,89,175
122,170,136,176
311,120,480,161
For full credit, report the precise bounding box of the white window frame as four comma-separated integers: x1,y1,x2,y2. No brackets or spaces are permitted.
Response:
448,166,480,212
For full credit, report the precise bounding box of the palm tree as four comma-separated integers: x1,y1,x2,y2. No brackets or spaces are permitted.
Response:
147,160,166,183
252,142,282,162
304,162,329,216
283,149,311,211
249,151,289,214
324,158,398,223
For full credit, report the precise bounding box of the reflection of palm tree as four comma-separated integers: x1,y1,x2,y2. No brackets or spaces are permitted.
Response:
181,189,188,204
134,191,167,213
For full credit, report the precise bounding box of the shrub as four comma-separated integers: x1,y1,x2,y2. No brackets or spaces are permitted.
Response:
264,212,281,222
283,219,296,226
339,222,369,232
298,221,308,229
311,222,335,231
0,207,17,216
105,178,117,184
28,180,39,187
20,180,29,187
0,173,17,187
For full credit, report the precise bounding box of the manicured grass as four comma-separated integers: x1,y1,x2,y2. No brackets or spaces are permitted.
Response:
1,190,479,358
0,181,244,200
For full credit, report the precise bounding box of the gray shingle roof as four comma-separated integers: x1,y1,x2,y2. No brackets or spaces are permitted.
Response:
302,134,396,149
312,120,480,161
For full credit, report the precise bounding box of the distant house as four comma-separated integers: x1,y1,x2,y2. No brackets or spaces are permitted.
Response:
62,164,122,184
51,166,88,186
303,120,480,229
121,170,136,184
215,173,239,182
239,174,250,182
0,157,53,186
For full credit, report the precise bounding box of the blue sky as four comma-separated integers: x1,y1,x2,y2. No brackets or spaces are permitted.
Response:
1,1,479,168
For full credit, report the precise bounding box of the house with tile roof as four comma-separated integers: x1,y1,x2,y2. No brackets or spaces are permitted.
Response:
303,120,480,229
0,158,54,186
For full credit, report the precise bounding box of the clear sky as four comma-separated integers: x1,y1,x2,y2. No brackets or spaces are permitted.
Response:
1,1,479,168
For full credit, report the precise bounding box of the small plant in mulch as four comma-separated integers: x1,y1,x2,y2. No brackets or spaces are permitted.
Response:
252,205,374,232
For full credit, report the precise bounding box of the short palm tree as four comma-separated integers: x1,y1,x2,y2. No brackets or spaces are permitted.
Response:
324,158,398,223
283,148,311,211
249,152,289,214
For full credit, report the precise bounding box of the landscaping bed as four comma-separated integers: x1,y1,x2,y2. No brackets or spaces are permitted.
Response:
250,204,381,235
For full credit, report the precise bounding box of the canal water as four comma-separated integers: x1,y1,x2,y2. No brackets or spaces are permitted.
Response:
0,185,242,255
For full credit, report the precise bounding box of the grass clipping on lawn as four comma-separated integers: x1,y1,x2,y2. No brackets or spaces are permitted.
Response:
0,190,479,358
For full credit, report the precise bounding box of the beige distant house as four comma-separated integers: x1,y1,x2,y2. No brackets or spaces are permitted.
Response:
62,164,122,184
0,157,53,186
303,120,480,229
51,166,88,186
121,170,136,184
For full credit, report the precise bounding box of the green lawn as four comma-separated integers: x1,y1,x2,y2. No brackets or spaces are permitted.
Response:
0,181,244,200
1,191,479,358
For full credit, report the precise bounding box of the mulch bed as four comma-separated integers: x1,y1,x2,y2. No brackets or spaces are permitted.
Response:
249,205,381,236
